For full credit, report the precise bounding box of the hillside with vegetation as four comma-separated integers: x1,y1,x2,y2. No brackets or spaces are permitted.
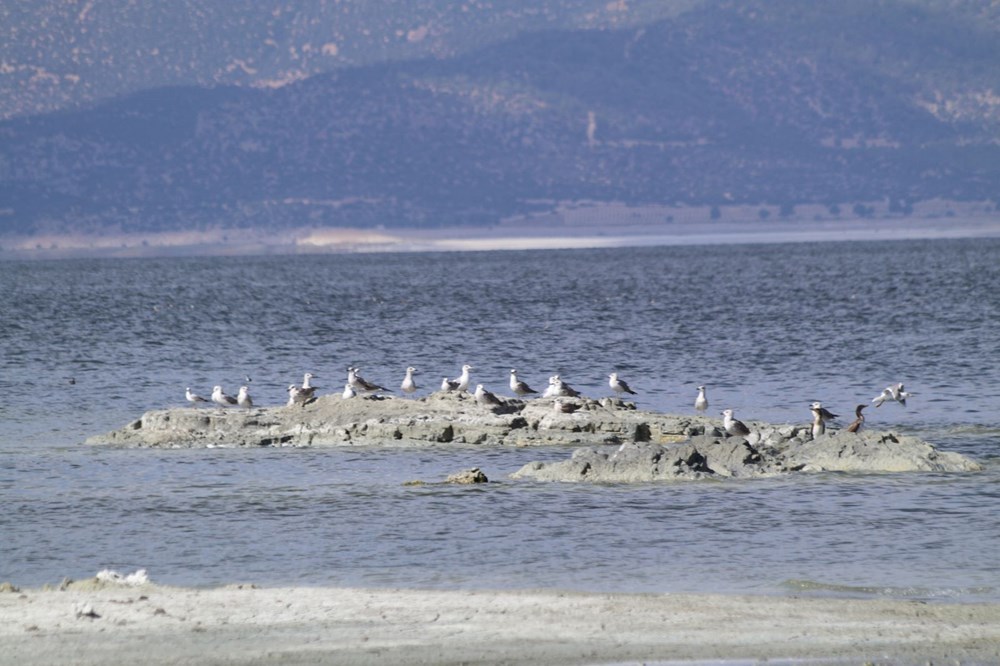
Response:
1,0,997,238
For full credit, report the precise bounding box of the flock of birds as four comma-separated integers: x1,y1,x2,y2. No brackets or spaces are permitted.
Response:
184,365,914,438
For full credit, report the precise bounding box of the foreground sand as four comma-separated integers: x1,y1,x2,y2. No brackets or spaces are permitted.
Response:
2,583,999,665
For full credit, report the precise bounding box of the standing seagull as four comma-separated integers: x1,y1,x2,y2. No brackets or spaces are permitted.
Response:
298,372,319,400
551,375,581,398
608,372,637,397
474,384,503,407
721,409,751,437
694,385,708,412
452,364,474,393
401,367,418,396
237,385,253,409
542,376,561,398
212,386,238,409
809,404,826,439
846,404,867,433
809,402,839,422
509,369,538,397
186,387,209,406
287,385,303,407
348,367,390,395
441,376,458,392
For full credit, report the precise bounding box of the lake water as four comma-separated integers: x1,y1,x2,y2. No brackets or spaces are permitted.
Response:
2,239,998,601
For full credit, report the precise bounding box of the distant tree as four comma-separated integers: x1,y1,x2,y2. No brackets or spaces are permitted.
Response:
758,208,770,220
852,203,873,217
710,205,721,220
779,202,795,218
828,204,841,215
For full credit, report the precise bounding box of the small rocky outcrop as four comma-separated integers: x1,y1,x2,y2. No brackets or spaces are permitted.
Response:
86,392,711,449
446,468,489,484
511,430,981,482
86,391,982,480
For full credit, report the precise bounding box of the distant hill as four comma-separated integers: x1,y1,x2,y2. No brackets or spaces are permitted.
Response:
1,0,998,237
0,0,695,120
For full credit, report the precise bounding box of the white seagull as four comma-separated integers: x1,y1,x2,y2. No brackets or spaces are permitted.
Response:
452,364,473,393
509,369,538,397
401,367,418,395
809,401,839,422
872,382,913,408
348,367,390,395
287,384,306,408
474,384,503,407
212,385,238,408
342,383,356,399
297,372,318,401
694,385,708,412
542,375,561,398
889,382,913,405
441,376,458,392
608,372,637,396
237,385,253,409
186,387,209,405
552,375,581,398
809,404,826,439
721,408,750,437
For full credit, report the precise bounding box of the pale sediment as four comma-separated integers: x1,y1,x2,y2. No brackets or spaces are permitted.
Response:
2,577,1000,666
86,391,981,479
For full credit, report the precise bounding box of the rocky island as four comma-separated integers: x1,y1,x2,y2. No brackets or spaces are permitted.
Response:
87,392,980,481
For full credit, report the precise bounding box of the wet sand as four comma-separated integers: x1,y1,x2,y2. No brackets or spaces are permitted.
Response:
3,583,999,665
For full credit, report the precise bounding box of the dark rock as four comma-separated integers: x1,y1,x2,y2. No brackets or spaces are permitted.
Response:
446,468,489,484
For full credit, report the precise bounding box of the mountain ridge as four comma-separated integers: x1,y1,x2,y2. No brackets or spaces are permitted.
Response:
1,0,998,239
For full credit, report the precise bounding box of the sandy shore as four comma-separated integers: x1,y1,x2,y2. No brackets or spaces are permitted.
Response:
2,582,999,665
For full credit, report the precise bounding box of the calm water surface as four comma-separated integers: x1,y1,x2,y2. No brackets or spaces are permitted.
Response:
1,239,998,600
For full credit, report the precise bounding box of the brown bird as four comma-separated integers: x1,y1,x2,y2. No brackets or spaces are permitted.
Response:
846,404,867,433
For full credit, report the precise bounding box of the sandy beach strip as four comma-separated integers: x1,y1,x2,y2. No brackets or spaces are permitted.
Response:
2,582,999,665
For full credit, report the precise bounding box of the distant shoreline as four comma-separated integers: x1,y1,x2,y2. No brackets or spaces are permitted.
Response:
2,213,999,261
